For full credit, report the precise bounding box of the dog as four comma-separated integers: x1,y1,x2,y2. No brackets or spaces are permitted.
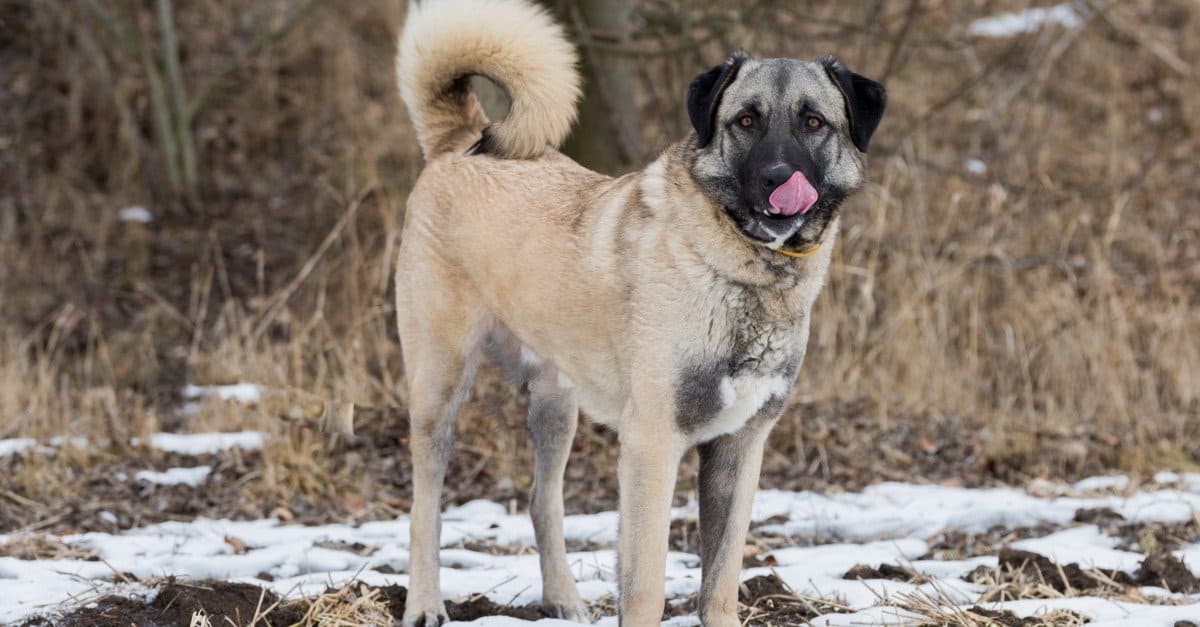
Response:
393,0,885,624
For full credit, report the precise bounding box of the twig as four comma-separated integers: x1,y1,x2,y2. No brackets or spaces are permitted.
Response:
123,0,183,194
878,0,922,83
156,0,198,197
1083,0,1194,78
251,187,372,341
184,0,328,122
80,0,137,59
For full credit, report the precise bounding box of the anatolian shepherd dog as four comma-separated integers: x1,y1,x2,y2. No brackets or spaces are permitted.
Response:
393,0,885,624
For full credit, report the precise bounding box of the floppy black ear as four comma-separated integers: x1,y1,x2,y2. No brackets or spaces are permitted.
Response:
687,52,749,148
821,55,887,152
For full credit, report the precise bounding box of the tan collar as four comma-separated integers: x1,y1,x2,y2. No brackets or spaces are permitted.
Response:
773,242,823,259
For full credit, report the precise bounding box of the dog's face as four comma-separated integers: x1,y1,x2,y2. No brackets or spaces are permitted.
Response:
688,54,886,252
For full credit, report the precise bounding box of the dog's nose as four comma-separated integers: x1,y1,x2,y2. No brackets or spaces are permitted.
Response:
759,163,795,190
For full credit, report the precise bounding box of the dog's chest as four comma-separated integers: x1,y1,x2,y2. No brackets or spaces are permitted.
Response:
675,289,803,442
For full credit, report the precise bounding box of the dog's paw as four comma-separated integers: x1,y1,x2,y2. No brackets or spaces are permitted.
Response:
545,598,591,623
400,607,448,627
698,613,741,627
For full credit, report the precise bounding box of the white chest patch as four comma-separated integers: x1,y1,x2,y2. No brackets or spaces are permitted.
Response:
693,374,790,442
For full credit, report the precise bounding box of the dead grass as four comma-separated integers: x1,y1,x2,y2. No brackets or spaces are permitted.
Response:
0,0,1198,522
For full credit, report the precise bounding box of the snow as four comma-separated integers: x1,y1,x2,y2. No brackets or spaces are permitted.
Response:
1074,474,1131,492
968,4,1083,38
0,438,37,456
140,431,267,455
964,158,987,174
133,465,212,486
183,383,266,403
1154,471,1180,484
4,475,1200,624
117,206,153,223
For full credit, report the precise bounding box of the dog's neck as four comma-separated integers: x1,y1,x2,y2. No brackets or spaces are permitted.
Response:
637,144,837,299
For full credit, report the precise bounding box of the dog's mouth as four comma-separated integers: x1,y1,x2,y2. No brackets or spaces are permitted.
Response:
726,168,827,249
765,170,819,218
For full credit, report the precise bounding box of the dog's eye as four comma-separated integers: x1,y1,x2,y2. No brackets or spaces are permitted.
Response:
805,115,824,130
737,114,755,129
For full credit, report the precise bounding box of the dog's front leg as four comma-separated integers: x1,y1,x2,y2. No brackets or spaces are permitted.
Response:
696,417,775,627
617,399,685,626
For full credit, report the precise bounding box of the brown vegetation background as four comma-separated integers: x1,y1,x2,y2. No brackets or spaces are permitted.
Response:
1,0,1198,527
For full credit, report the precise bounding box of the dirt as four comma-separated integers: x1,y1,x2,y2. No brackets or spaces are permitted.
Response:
842,562,927,583
22,580,306,627
994,547,1128,593
966,606,1038,626
734,573,849,625
922,523,1059,560
1134,550,1200,593
446,596,548,622
25,582,552,627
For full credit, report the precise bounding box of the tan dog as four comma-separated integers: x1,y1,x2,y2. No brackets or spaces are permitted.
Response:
393,0,885,624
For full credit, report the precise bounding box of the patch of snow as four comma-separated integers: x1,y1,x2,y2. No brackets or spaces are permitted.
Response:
1154,471,1180,484
140,431,267,455
134,466,212,487
117,206,153,223
968,4,1082,38
48,436,89,449
1073,474,1130,492
0,438,37,456
964,158,988,174
183,383,266,403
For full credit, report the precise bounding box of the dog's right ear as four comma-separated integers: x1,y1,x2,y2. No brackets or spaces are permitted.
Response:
687,52,749,148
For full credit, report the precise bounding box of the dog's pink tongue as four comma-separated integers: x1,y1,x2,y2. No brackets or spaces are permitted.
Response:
768,171,819,216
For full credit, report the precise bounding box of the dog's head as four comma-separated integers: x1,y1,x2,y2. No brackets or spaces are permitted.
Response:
687,53,886,253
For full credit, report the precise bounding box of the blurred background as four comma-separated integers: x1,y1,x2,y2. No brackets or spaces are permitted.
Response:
0,0,1197,530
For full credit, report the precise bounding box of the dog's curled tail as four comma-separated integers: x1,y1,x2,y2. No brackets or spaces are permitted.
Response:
397,0,580,160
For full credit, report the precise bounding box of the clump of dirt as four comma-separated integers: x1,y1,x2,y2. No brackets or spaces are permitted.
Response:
364,584,552,622
1134,550,1200,593
967,606,1092,626
375,584,408,620
446,595,549,621
1073,507,1125,526
966,605,1037,626
842,562,927,583
736,573,849,625
26,580,305,627
997,548,1115,592
1072,508,1200,579
923,523,1059,560
969,548,1133,597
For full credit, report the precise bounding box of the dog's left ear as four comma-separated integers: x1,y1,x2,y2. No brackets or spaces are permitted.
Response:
821,55,887,152
687,52,749,148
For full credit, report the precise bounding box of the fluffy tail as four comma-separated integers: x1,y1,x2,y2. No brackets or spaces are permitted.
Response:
397,0,581,159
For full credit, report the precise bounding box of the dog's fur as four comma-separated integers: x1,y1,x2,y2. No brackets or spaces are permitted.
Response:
393,1,885,625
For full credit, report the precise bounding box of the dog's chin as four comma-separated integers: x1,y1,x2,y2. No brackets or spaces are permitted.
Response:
724,204,833,251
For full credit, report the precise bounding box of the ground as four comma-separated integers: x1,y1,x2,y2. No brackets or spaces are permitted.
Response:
4,417,1200,626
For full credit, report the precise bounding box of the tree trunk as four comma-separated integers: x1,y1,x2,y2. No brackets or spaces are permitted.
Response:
548,0,644,174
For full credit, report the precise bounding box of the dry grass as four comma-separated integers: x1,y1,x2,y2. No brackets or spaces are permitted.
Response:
1,0,1198,521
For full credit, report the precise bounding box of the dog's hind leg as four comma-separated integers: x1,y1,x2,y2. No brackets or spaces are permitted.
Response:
695,417,775,627
397,270,490,627
527,368,590,622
